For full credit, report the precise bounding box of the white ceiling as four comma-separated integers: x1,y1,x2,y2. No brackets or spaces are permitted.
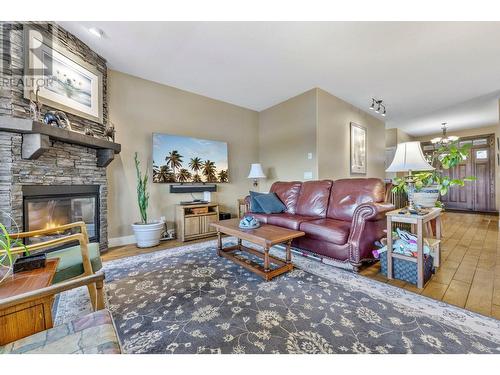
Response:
58,21,500,135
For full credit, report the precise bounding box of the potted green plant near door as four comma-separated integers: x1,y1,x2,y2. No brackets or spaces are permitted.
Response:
392,140,476,207
131,153,165,248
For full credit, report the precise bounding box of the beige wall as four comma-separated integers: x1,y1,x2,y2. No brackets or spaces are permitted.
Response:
385,128,413,148
316,89,386,180
257,88,387,190
107,70,259,240
258,89,318,191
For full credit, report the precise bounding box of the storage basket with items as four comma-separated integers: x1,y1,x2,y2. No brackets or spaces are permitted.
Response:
373,228,440,286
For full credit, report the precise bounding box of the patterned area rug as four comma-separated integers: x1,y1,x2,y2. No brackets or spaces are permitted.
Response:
54,239,500,354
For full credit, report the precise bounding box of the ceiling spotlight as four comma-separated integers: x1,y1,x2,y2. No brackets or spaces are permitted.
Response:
369,98,386,117
88,27,104,38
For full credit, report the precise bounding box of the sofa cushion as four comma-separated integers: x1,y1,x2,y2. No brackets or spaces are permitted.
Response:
249,191,266,213
295,180,333,217
267,213,317,230
269,181,302,214
254,193,286,214
327,178,385,222
300,218,351,245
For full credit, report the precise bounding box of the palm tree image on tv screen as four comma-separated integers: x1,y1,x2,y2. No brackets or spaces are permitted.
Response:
152,134,229,183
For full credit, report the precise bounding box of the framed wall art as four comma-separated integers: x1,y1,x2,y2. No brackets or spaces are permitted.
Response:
23,26,103,123
350,122,367,174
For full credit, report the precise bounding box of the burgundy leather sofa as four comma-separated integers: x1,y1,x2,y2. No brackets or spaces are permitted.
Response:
246,178,394,271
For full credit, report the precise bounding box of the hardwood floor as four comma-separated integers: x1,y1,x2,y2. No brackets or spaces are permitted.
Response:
103,211,500,320
360,211,500,320
102,236,213,262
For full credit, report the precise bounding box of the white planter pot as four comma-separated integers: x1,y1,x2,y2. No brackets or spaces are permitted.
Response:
413,187,440,208
131,221,165,248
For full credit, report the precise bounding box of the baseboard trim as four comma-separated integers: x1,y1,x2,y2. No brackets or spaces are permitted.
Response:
108,235,136,248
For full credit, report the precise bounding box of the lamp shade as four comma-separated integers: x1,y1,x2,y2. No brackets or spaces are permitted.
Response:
386,142,434,172
248,163,266,179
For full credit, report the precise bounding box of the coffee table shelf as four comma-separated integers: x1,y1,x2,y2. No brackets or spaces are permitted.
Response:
211,218,305,281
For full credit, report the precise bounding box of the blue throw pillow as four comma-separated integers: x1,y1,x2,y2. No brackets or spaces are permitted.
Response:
249,191,266,213
254,192,286,214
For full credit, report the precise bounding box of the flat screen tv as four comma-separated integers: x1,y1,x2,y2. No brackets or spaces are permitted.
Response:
152,133,229,183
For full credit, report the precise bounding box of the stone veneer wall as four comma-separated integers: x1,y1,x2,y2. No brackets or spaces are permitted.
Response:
0,22,109,250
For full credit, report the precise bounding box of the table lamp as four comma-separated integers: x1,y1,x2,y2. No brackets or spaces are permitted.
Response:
386,141,434,211
248,163,266,187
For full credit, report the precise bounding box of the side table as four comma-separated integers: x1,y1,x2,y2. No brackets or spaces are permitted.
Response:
386,207,442,288
0,258,59,345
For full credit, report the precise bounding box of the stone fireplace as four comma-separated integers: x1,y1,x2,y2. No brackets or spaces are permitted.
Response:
0,133,110,251
0,22,114,251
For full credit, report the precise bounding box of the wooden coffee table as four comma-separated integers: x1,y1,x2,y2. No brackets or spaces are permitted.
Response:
211,219,305,281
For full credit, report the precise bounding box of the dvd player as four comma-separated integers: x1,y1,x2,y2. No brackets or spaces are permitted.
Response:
180,200,208,205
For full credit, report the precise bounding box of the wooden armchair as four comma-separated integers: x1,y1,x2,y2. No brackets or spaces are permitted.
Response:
4,222,102,309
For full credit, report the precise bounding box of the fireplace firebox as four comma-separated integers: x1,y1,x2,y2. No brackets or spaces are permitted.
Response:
22,185,100,246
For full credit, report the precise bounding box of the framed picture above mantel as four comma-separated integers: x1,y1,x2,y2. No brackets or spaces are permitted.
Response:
350,122,367,174
23,26,104,124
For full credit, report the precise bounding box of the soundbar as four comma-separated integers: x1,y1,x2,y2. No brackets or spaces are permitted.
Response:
169,184,217,193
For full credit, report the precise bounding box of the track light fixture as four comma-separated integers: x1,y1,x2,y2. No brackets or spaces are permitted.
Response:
369,98,386,117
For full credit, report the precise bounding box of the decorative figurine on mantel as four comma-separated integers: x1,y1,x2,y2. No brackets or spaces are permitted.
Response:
28,86,43,121
104,122,116,142
43,110,71,130
84,127,95,137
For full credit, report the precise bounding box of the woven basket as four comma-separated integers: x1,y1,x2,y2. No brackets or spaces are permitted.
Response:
191,207,209,214
380,252,434,285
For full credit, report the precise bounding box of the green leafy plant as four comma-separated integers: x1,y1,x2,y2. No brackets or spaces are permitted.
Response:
0,222,29,282
134,153,149,224
392,140,476,197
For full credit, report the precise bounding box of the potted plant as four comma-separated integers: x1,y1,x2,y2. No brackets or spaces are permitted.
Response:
392,140,476,208
0,223,29,284
131,153,165,248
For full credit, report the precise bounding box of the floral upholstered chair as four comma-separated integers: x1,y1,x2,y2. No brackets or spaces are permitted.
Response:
0,271,122,354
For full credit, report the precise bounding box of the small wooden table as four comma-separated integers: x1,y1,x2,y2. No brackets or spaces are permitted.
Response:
211,219,305,281
0,258,59,345
386,207,442,288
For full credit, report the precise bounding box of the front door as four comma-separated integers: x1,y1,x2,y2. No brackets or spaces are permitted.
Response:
424,135,496,212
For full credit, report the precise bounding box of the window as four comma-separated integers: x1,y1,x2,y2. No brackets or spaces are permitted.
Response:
459,140,472,147
473,139,488,146
476,150,488,159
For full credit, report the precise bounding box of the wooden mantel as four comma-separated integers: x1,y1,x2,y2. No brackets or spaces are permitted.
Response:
0,117,121,167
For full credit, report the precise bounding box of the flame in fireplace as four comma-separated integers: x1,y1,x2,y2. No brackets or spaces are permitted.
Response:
44,220,64,234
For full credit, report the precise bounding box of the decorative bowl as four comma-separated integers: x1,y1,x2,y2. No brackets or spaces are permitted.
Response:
239,216,260,229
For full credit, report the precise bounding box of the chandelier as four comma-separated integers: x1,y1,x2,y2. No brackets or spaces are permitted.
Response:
430,123,459,146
